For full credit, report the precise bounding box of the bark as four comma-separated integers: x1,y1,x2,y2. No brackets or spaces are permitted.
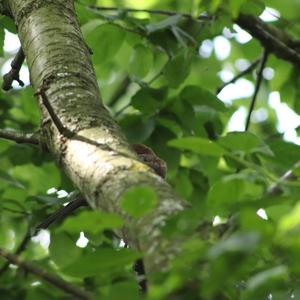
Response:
3,0,186,274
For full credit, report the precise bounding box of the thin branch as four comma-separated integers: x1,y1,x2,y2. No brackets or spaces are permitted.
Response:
35,197,87,234
245,49,269,131
36,87,121,153
35,89,73,137
0,247,91,299
88,5,207,20
0,128,39,145
267,162,300,195
115,102,131,117
2,47,25,91
216,58,260,94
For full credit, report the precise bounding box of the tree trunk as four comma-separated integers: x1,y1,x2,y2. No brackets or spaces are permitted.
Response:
3,0,186,275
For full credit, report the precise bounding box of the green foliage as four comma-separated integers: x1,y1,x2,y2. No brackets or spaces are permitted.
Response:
121,185,157,218
2,0,300,299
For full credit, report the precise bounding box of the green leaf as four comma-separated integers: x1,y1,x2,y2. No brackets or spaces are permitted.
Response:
64,248,140,277
121,185,157,218
207,174,264,214
218,132,273,155
246,266,288,291
157,117,183,137
164,50,193,88
11,163,60,195
267,140,300,168
0,28,5,57
49,232,82,269
229,0,247,18
59,211,124,234
119,115,155,143
278,202,300,236
240,0,266,16
128,44,153,78
208,232,260,258
180,85,227,112
131,88,162,115
0,16,17,33
102,281,141,300
0,170,24,188
146,15,182,33
82,21,125,64
174,171,193,199
168,137,224,157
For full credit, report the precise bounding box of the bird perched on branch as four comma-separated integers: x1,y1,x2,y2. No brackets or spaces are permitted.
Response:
132,143,167,179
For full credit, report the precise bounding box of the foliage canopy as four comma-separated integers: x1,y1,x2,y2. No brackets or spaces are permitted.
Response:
1,0,300,299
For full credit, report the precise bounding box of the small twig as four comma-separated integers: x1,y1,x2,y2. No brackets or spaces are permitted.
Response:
35,89,73,138
88,5,209,20
245,49,269,131
0,247,91,299
267,162,300,195
0,128,39,145
2,47,25,91
36,87,121,153
216,58,260,94
115,103,131,117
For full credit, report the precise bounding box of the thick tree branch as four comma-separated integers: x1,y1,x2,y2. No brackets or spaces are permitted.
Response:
236,14,300,67
6,0,186,278
245,49,269,131
2,47,25,91
0,247,91,299
0,128,39,145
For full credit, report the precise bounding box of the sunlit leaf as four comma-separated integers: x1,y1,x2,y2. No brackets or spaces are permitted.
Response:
121,185,157,218
168,137,224,156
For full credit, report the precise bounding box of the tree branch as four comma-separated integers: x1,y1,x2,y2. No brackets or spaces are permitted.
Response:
35,197,87,234
267,162,300,195
0,128,39,145
87,5,208,20
236,14,300,67
245,49,269,131
2,47,25,91
0,247,91,299
8,0,186,277
216,58,260,94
